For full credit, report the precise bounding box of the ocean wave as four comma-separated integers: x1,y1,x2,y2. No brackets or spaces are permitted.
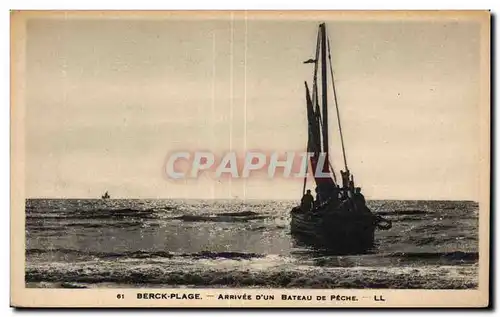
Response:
376,209,429,216
26,248,263,260
26,222,148,230
408,236,442,246
391,215,426,222
26,207,177,220
388,251,478,262
216,211,259,217
411,223,457,234
26,248,174,259
172,211,269,223
190,251,263,260
27,209,270,224
25,263,478,289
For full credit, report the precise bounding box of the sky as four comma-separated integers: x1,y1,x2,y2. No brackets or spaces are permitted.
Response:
24,12,485,200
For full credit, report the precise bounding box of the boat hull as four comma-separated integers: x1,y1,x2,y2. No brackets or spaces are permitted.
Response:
290,206,377,254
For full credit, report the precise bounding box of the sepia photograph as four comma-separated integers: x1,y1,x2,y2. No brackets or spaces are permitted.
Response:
10,10,490,307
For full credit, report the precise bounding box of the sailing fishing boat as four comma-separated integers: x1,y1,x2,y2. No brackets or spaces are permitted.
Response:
290,23,391,254
101,191,110,200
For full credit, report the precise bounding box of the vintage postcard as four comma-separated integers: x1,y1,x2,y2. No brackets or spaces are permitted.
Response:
10,10,490,308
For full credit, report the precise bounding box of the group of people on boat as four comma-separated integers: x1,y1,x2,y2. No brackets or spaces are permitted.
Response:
299,170,368,214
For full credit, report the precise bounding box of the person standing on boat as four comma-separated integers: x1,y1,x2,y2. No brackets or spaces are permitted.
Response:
314,186,322,204
352,187,371,213
354,187,366,205
340,170,350,188
301,189,314,212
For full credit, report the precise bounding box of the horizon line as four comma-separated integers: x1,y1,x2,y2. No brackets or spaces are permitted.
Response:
24,197,479,203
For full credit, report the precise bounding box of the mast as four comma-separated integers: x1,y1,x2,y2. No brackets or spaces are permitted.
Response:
319,23,329,161
302,27,322,195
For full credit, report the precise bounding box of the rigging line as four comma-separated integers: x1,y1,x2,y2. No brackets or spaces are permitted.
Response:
327,37,349,172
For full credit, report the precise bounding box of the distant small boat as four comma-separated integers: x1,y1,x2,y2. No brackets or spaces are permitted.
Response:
101,191,110,199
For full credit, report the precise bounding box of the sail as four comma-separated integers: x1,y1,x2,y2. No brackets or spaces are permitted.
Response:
305,82,320,173
305,82,336,192
303,23,339,200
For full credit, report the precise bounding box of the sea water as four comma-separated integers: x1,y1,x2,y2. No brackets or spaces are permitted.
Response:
25,199,478,289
